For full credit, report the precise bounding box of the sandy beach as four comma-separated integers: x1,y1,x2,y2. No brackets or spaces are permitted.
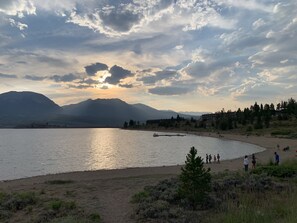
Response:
0,133,296,223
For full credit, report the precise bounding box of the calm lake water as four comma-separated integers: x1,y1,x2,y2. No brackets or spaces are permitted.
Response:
0,128,265,181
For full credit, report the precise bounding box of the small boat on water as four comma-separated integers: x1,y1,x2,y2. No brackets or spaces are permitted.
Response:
153,133,185,137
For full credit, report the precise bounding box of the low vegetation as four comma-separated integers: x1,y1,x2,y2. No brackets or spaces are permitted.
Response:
132,148,297,223
0,190,101,223
45,180,74,185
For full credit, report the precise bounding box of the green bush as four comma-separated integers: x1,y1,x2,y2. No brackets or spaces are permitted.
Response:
50,200,63,211
89,213,101,221
271,130,292,136
0,192,37,211
49,199,77,211
251,166,296,178
131,191,149,203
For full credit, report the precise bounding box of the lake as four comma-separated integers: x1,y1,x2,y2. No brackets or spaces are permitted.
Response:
0,128,265,181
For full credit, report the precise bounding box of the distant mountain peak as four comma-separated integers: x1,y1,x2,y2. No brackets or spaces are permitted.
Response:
0,91,61,127
0,91,197,128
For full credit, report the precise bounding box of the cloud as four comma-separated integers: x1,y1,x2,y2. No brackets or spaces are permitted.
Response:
26,75,101,89
148,86,193,95
99,4,142,32
0,0,36,17
8,18,28,30
67,84,93,89
104,65,133,85
78,78,99,85
1,0,296,108
246,1,297,88
119,83,134,88
0,73,17,79
84,62,108,76
49,73,80,82
231,81,282,102
138,69,179,85
252,18,266,30
100,85,109,90
183,58,237,78
65,0,236,37
215,0,273,13
220,30,268,52
24,75,46,81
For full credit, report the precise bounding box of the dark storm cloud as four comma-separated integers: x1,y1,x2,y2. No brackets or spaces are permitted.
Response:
104,65,133,85
0,73,17,79
85,62,109,76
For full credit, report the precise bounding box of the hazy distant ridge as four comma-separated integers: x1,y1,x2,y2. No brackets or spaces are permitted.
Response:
0,91,61,127
0,91,194,127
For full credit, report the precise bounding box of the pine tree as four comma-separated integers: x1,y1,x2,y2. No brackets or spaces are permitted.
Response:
179,146,211,210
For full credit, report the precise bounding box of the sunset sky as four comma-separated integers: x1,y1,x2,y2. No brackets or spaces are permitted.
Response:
0,0,296,112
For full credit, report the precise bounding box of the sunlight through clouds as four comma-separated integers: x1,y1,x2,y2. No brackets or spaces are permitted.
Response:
0,0,296,112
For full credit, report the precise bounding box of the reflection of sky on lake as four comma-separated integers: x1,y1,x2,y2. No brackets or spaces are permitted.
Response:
0,129,264,180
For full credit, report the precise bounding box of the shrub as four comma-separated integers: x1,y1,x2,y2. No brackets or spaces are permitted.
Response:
131,191,149,203
251,166,296,178
50,200,63,211
45,180,74,185
179,146,211,210
89,213,101,222
246,126,253,132
271,130,292,136
1,192,37,211
49,199,77,211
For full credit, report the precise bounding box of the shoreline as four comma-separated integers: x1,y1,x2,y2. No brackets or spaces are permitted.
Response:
2,132,296,183
0,132,296,223
1,131,264,183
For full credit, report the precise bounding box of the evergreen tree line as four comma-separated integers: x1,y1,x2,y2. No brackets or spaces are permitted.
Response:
208,98,297,131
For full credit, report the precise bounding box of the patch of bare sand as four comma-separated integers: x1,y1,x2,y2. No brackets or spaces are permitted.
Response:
0,134,296,223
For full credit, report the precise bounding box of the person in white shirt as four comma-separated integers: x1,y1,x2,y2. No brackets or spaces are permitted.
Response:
243,155,249,172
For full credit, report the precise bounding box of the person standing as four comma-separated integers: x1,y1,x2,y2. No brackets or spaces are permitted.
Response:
244,155,249,172
217,154,220,163
252,154,256,169
209,154,212,164
213,154,217,163
274,152,280,165
205,154,209,164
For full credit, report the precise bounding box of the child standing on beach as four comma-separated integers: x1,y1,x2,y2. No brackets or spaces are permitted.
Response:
244,155,249,172
252,154,256,169
274,152,280,165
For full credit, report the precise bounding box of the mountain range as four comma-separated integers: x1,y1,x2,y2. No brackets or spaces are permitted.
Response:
0,91,196,127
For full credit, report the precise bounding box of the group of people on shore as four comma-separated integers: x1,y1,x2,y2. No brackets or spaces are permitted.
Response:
243,152,280,172
205,153,220,164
